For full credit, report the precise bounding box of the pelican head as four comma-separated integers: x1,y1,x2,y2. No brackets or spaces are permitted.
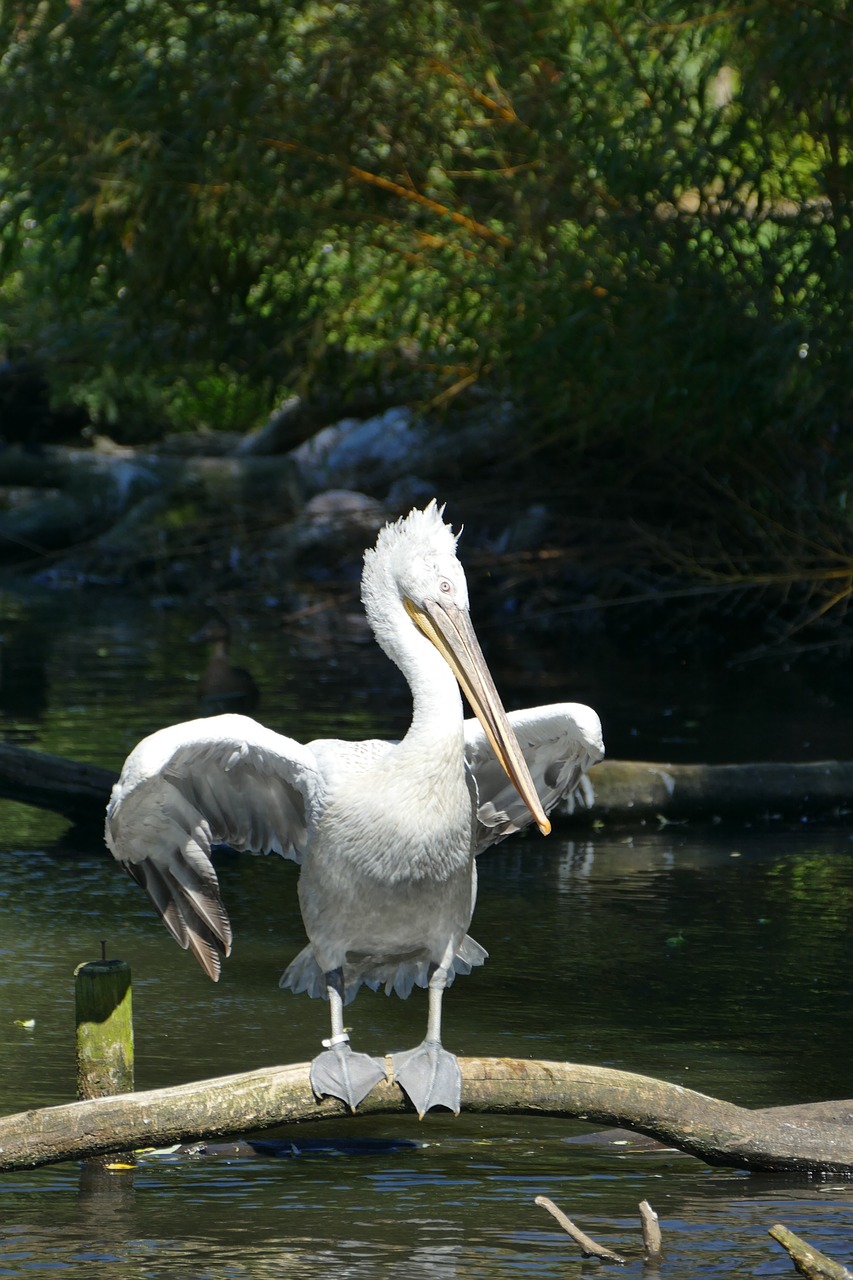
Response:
362,501,550,835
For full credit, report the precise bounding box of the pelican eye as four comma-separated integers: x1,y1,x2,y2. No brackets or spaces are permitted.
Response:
439,579,452,594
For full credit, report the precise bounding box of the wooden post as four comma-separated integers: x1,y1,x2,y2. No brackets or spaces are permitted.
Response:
74,956,134,1101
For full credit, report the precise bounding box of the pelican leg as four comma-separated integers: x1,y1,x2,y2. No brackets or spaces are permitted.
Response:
391,966,462,1118
309,969,386,1111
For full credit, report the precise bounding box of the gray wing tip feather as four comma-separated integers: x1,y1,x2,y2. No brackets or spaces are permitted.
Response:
124,855,232,983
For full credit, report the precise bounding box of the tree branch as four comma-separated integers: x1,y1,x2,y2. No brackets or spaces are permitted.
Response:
261,136,512,246
1,1057,852,1175
535,1195,628,1263
769,1224,853,1280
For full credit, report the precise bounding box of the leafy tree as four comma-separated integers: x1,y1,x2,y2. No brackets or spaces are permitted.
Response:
1,1,848,444
0,2,851,650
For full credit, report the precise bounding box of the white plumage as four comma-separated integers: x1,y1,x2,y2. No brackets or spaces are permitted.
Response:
106,501,603,1115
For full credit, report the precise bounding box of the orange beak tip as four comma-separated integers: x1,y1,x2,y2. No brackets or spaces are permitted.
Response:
538,817,552,837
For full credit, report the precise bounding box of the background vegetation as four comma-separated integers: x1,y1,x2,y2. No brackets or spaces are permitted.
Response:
0,1,851,651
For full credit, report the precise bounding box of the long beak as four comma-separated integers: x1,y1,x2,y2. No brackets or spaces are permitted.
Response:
405,597,551,836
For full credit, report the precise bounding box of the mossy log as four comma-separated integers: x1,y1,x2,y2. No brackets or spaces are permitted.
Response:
1,1058,852,1176
576,758,853,823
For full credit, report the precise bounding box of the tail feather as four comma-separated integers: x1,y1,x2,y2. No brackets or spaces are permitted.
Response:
279,933,487,1003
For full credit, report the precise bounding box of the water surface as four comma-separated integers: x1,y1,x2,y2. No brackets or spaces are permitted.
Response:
0,589,851,1278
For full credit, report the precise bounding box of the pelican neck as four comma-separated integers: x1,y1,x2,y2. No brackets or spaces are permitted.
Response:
398,636,465,754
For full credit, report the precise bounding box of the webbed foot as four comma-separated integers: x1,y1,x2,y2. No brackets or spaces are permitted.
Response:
310,1037,386,1111
391,1039,462,1118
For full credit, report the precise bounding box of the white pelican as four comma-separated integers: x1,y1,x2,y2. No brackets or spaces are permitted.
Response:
106,502,603,1117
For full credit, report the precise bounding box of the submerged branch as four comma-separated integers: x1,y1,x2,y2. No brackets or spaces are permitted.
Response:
639,1200,663,1260
769,1224,853,1280
535,1195,628,1263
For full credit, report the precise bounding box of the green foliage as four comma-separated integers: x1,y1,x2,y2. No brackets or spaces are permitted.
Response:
0,0,850,466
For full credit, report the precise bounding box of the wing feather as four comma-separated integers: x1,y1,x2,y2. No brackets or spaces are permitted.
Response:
465,702,604,854
105,714,323,980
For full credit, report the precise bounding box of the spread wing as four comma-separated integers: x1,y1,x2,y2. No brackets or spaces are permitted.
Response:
465,702,604,854
105,713,323,980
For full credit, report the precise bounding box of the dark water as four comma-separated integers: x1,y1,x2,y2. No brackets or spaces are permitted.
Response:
0,589,852,1278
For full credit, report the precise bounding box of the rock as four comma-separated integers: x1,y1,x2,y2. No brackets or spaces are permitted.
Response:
155,430,245,457
64,455,301,586
298,491,388,541
0,449,161,564
267,490,389,577
289,408,426,493
232,396,307,457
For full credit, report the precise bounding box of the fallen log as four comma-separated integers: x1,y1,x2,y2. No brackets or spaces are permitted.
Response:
2,741,853,831
1,1057,852,1176
0,742,117,823
573,758,853,824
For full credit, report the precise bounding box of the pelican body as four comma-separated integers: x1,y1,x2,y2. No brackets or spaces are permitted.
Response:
106,502,604,1115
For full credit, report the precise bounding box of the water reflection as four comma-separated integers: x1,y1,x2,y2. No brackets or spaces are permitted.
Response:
0,593,852,1277
0,587,850,771
2,1146,853,1279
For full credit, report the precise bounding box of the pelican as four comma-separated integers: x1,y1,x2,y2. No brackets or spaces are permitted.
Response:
106,502,603,1117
